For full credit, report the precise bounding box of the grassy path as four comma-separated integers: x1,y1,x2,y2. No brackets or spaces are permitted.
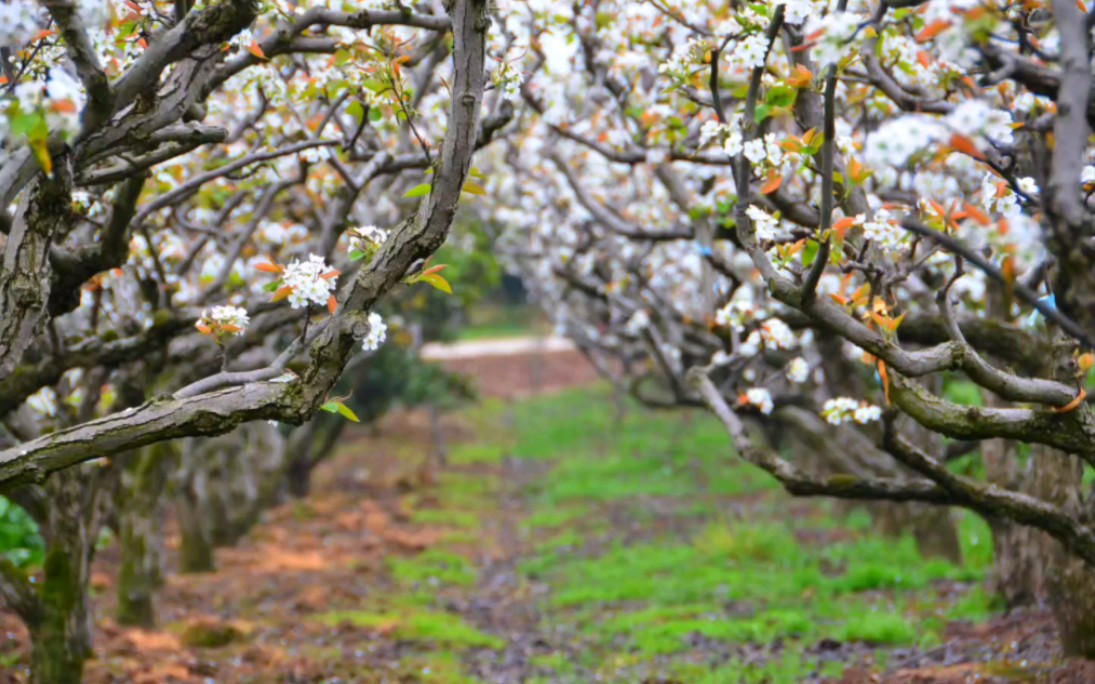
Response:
352,386,999,683
49,384,1049,683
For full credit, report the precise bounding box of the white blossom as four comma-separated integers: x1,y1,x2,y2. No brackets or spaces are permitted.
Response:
348,225,389,254
745,205,782,242
803,13,861,67
27,387,59,418
625,309,650,335
198,305,250,335
743,387,774,415
281,254,338,309
0,0,41,50
786,357,809,383
758,318,796,350
822,397,881,425
727,33,770,71
362,312,387,351
492,61,524,102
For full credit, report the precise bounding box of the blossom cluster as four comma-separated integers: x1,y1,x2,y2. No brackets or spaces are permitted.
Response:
860,209,907,254
822,397,882,426
802,13,861,67
715,299,757,333
785,357,809,383
741,387,774,415
740,318,797,356
745,205,786,242
0,0,41,50
3,67,86,141
196,306,250,338
281,255,339,309
362,312,388,352
348,225,390,258
491,61,524,103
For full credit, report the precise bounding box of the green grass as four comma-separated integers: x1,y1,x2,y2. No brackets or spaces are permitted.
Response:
318,384,999,683
315,608,505,650
456,304,549,341
488,386,995,681
390,549,478,588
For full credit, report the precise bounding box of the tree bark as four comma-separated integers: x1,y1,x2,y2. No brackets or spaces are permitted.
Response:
26,466,113,684
29,547,90,684
176,439,216,573
1032,444,1095,656
981,430,1043,607
1032,332,1095,656
218,423,287,543
896,422,963,565
116,444,172,627
286,414,344,498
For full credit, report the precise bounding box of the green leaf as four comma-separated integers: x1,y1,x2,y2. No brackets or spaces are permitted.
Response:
469,167,486,180
829,238,844,266
805,132,825,155
263,281,282,292
10,111,45,138
801,240,819,268
320,401,340,414
404,183,431,198
346,101,366,123
462,180,488,196
349,249,366,261
753,104,772,124
336,403,360,422
333,49,353,67
369,107,383,122
420,273,453,294
29,137,52,175
765,84,798,108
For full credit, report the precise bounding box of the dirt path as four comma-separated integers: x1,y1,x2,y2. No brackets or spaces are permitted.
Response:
421,336,576,360
423,337,603,400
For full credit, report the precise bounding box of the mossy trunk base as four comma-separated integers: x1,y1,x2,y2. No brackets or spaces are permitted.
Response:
116,446,169,627
30,550,91,684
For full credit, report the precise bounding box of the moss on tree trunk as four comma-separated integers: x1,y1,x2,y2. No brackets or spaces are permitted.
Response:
1031,332,1095,657
30,549,91,684
116,446,171,627
177,440,216,573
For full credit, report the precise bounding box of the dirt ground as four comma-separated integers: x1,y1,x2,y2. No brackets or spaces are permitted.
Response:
432,348,604,400
1,348,1094,683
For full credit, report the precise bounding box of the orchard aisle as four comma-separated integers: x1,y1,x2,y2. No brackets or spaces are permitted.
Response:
4,378,1091,682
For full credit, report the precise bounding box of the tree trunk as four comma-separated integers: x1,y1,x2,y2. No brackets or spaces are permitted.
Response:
27,465,112,684
887,397,963,564
211,444,246,546
285,444,314,498
981,434,1042,607
176,439,216,573
29,547,91,684
1032,444,1095,656
428,401,448,467
221,423,288,542
286,414,344,499
978,286,1042,607
1031,332,1095,657
286,420,319,500
908,505,963,564
116,444,172,627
